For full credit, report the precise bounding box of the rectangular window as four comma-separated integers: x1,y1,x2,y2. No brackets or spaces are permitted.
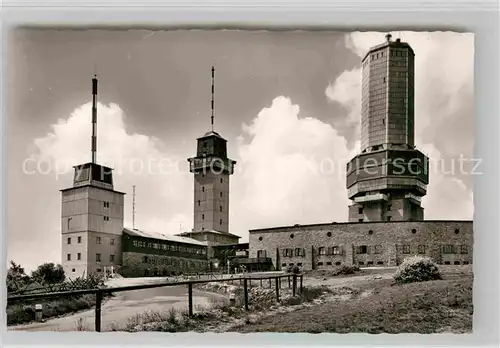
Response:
67,237,71,244
77,253,81,260
220,206,223,212
318,247,326,255
403,245,410,254
387,216,392,221
358,218,364,222
374,245,382,254
110,254,115,262
257,250,267,258
220,219,222,225
77,236,82,243
110,238,115,245
387,204,392,211
198,200,200,206
143,256,149,263
67,253,71,261
358,207,363,214
442,245,455,254
418,245,426,254
96,237,102,244
96,253,101,262
460,245,468,254
357,245,368,254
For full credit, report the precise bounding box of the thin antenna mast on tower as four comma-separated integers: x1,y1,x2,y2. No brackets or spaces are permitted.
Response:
211,66,215,131
132,185,136,230
91,75,98,163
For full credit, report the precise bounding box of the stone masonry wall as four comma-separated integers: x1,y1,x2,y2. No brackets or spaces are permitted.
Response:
121,252,208,277
249,221,473,271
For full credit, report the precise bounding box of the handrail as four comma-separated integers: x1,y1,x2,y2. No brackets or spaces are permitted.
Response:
7,273,303,332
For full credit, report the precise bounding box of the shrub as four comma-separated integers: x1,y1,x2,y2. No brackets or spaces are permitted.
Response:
286,265,300,274
31,263,65,285
393,256,442,284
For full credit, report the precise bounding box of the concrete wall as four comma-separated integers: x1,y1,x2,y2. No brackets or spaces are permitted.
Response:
193,171,230,233
121,252,209,277
249,220,473,271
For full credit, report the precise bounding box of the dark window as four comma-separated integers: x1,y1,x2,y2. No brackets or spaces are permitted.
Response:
220,192,223,197
383,77,386,83
327,232,332,237
220,206,222,212
110,238,115,245
258,236,263,241
444,261,451,265
202,214,204,220
463,261,469,265
103,216,109,221
335,261,341,266
387,216,392,221
96,253,101,262
412,229,417,234
454,261,460,265
418,245,426,254
97,268,102,272
377,261,384,265
454,229,460,234
77,253,81,260
368,230,374,235
297,263,302,267
198,200,200,206
358,207,363,214
374,245,382,254
110,254,115,262
77,236,82,243
67,237,71,244
327,262,332,266
96,237,102,244
220,178,223,183
367,261,374,265
317,262,324,266
358,218,364,222
403,245,410,254
282,263,286,267
72,268,76,272
220,219,222,225
357,245,368,254
290,234,294,239
460,245,468,254
388,204,392,211
359,261,365,265
318,247,326,255
143,256,149,263
67,254,71,261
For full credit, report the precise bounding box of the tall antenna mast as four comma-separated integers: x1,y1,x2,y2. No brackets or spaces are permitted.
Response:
132,185,136,229
211,66,215,131
91,75,98,163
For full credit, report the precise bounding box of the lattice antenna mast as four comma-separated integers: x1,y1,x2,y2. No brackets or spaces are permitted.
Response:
211,66,215,131
91,75,98,163
132,185,136,229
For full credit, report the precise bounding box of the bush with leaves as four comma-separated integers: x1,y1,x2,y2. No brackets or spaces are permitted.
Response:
7,261,31,293
31,263,65,285
393,256,442,284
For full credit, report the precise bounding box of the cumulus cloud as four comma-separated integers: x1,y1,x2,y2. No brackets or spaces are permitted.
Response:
31,102,193,236
325,31,475,220
231,96,353,232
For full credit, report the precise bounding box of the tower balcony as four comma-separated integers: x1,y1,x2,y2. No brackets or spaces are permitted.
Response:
188,156,236,175
354,193,389,204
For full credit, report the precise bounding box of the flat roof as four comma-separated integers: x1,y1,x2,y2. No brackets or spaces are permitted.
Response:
60,184,126,195
249,220,473,233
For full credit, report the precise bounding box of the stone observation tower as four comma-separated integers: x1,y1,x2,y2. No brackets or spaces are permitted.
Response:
346,34,429,222
186,67,237,237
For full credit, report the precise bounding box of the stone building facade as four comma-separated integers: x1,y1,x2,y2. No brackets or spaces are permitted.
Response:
249,221,473,271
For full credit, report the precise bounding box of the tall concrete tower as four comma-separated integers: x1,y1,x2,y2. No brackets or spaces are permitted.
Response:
187,67,237,234
60,76,125,278
346,34,429,222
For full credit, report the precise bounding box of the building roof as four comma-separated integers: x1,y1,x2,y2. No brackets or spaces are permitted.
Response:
249,220,474,233
177,229,241,239
197,130,227,141
123,227,207,246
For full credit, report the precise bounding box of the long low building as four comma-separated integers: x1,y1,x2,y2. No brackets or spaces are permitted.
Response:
249,220,473,271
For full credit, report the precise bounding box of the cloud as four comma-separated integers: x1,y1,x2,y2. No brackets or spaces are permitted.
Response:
31,101,193,238
325,31,475,220
231,96,353,232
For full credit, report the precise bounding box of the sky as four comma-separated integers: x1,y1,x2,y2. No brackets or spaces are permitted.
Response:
6,29,475,272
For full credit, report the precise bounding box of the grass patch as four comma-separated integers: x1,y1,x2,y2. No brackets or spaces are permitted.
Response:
7,294,97,326
234,276,473,334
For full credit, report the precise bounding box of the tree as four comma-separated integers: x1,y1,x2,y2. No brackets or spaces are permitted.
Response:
7,261,31,292
31,263,66,284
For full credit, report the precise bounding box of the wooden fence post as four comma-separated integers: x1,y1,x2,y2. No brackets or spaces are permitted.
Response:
243,278,249,311
260,279,263,287
300,275,303,294
275,277,280,303
292,274,297,297
288,275,291,288
269,278,272,289
95,290,102,332
188,283,193,317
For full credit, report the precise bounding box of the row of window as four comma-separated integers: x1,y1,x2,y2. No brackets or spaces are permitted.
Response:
201,187,224,197
103,201,110,208
132,240,207,255
67,253,115,262
199,213,223,225
67,236,115,245
197,201,224,212
142,255,205,267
